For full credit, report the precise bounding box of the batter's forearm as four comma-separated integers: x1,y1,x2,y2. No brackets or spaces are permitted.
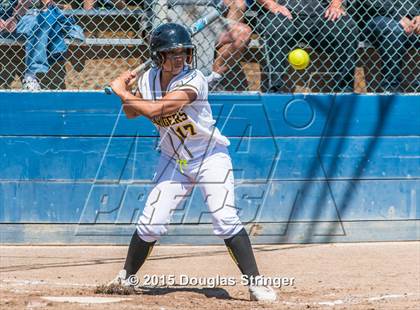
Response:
122,104,139,119
119,88,195,119
120,91,162,119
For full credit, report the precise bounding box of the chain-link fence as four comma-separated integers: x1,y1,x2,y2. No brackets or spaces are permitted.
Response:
0,0,419,92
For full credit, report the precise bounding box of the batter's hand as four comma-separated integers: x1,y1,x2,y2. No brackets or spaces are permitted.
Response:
110,71,136,97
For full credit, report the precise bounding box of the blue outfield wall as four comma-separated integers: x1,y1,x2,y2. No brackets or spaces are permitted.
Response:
0,92,419,244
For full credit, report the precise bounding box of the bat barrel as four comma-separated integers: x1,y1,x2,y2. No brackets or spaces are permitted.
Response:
189,10,222,35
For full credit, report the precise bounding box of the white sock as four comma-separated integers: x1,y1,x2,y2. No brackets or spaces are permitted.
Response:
206,71,222,84
24,73,38,81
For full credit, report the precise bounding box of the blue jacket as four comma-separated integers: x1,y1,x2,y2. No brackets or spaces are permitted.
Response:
16,5,84,74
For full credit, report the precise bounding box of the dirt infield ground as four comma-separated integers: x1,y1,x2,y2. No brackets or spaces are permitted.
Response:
1,242,419,309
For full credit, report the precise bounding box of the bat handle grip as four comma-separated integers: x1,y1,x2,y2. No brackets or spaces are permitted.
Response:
104,60,152,95
104,85,113,95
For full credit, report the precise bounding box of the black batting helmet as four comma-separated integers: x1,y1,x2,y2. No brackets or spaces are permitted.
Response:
150,23,195,68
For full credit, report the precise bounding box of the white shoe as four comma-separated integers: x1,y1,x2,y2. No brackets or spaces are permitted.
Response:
249,285,277,302
107,269,136,287
23,76,41,91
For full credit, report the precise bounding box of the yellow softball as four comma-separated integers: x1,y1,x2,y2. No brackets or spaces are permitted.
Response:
288,49,310,70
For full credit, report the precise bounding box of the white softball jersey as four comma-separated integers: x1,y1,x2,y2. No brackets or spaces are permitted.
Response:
137,66,230,161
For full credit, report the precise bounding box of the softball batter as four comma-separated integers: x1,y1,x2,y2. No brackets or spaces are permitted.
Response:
109,22,277,302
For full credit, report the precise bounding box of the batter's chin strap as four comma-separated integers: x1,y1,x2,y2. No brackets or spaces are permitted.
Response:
224,228,260,280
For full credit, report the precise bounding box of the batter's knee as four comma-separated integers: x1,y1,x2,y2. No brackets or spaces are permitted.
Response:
136,222,167,243
211,212,244,239
136,207,169,242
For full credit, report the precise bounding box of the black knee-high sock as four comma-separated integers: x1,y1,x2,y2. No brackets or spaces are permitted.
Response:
224,228,259,278
123,230,156,278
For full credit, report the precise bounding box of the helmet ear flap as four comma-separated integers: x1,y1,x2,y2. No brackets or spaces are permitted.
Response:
185,47,196,69
152,51,165,67
186,48,193,65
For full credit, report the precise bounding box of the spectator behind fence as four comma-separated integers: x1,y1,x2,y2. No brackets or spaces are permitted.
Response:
352,0,419,92
248,0,358,92
166,0,252,90
1,0,84,90
82,0,126,10
0,0,32,88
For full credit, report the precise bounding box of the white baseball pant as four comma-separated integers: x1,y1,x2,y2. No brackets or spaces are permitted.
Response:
136,145,243,241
